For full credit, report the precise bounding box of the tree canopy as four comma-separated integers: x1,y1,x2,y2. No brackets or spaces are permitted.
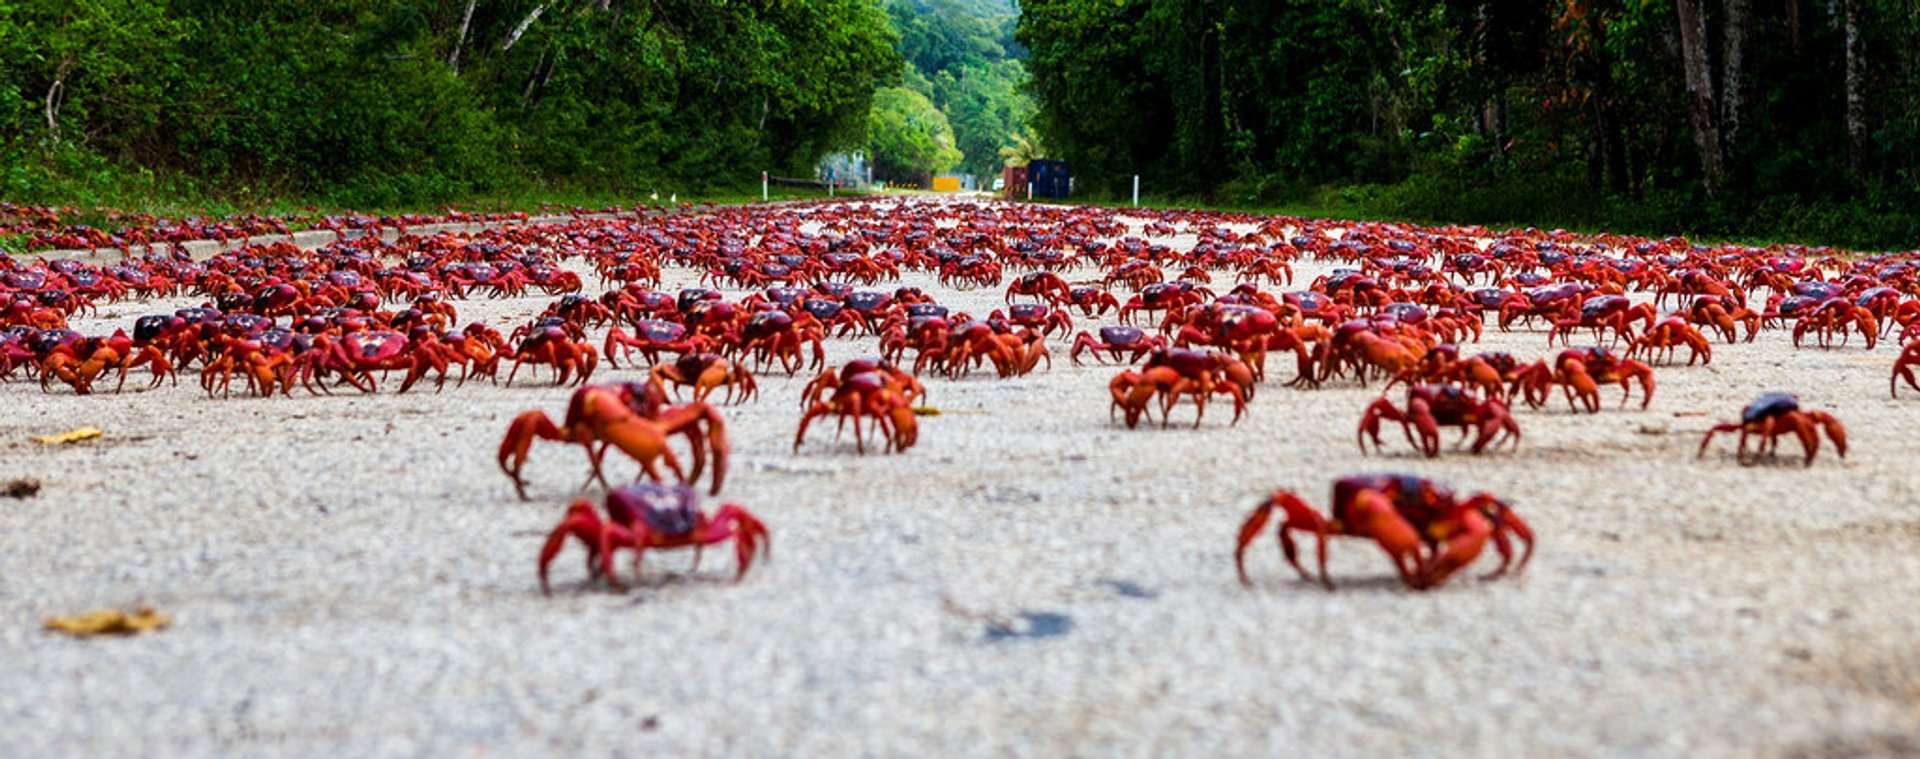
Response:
1019,0,1920,246
867,85,962,182
880,0,1033,180
0,0,902,206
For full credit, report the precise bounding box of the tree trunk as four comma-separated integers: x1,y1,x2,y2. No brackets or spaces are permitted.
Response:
1785,0,1803,53
1843,0,1867,181
44,57,72,145
1721,0,1749,162
503,4,549,52
448,0,477,74
1675,0,1725,195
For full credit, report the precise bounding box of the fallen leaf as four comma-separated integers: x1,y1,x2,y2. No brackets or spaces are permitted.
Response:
44,607,170,637
32,427,103,445
2,478,40,498
910,407,942,417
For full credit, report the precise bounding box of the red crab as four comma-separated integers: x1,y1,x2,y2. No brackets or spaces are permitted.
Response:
538,483,768,594
1385,344,1523,402
1894,339,1920,398
1004,270,1072,305
1626,317,1713,366
1697,392,1847,466
1234,474,1533,590
498,382,730,500
1547,295,1655,346
504,326,598,387
738,309,825,375
794,366,920,454
1357,384,1521,458
999,303,1074,337
39,331,173,395
1514,346,1655,413
648,352,759,405
1067,286,1120,317
1070,325,1166,365
604,320,715,368
1116,282,1211,326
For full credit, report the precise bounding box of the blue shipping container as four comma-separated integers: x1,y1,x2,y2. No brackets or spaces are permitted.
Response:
1027,159,1071,199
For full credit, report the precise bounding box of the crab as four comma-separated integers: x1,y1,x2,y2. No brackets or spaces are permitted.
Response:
794,367,920,454
799,358,925,409
1497,282,1592,331
1234,474,1533,590
538,483,768,594
999,303,1074,337
498,382,730,500
1894,340,1920,398
738,309,826,375
1626,317,1713,366
1116,281,1211,326
1547,295,1655,346
1070,325,1166,365
1792,297,1879,350
294,330,438,394
504,325,598,387
1385,344,1523,402
199,331,300,397
1067,285,1120,317
39,331,174,395
1697,392,1847,466
1109,349,1252,429
1005,270,1072,305
648,352,759,405
1686,295,1761,343
1514,346,1655,413
1358,384,1521,458
603,320,715,369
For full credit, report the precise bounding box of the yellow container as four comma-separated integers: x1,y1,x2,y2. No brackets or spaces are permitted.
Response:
931,176,961,192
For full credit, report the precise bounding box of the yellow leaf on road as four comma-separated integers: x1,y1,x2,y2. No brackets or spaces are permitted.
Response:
31,427,102,445
44,607,170,637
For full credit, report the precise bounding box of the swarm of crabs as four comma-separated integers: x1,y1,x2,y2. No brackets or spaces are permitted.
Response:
9,193,1913,594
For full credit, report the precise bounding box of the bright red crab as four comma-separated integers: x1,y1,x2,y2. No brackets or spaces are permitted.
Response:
1004,270,1072,305
504,325,598,387
1894,339,1920,398
1697,392,1847,466
794,361,921,454
538,482,768,594
1357,384,1521,458
498,381,730,500
1234,474,1533,591
1069,325,1166,365
648,352,759,405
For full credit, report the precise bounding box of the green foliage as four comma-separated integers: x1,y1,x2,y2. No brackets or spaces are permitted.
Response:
867,86,962,181
0,0,901,207
1021,0,1920,247
882,0,1032,179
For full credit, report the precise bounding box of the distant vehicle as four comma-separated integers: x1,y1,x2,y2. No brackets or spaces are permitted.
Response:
992,178,1005,191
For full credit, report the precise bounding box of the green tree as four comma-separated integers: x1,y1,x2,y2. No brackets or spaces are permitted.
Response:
883,0,1032,180
867,86,961,182
0,0,902,205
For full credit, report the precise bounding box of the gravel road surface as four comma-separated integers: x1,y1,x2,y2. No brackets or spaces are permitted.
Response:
3,199,1917,756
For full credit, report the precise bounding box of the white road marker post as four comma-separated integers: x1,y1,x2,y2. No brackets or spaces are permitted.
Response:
762,171,769,202
1132,175,1140,207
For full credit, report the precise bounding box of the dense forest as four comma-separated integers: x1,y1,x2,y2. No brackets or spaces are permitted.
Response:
3,1,1916,247
1019,0,1920,247
867,0,1032,184
0,0,900,207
